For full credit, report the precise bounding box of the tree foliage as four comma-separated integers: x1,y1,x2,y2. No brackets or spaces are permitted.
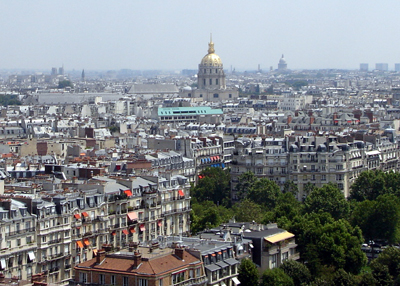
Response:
58,79,73,88
350,170,400,201
0,94,22,106
238,259,259,286
279,260,311,285
191,167,231,206
260,268,293,286
304,183,350,220
351,194,400,243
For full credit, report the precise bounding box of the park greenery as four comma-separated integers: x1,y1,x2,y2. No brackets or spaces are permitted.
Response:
0,94,22,106
191,168,400,285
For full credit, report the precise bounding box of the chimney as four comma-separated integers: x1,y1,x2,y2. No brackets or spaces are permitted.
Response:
310,116,315,125
175,248,185,260
133,252,142,268
287,115,292,124
96,250,106,265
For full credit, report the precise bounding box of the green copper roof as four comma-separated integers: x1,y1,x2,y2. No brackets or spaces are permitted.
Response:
158,106,223,116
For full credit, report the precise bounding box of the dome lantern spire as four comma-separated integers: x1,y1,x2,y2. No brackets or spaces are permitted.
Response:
208,33,215,54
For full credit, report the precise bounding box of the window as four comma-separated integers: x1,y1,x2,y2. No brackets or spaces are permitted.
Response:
216,79,219,85
322,174,326,181
271,254,277,269
79,273,87,283
200,94,203,98
336,174,343,181
213,93,219,98
209,79,212,85
172,272,185,284
111,275,116,285
203,79,206,86
282,252,288,261
123,276,129,286
139,279,148,286
196,268,200,277
99,274,105,284
229,94,232,98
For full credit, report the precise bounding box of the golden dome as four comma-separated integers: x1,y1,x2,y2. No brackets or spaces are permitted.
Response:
200,39,222,66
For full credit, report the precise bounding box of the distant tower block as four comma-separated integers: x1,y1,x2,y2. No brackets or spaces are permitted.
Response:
360,63,369,71
81,69,85,81
278,54,287,71
395,64,400,72
375,63,388,71
58,66,64,75
51,67,57,76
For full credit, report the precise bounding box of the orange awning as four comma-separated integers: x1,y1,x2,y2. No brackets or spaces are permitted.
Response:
218,251,222,255
127,212,138,221
140,224,146,231
124,190,132,197
93,249,98,256
74,214,81,219
111,231,116,236
122,229,129,235
211,253,216,257
158,220,162,227
178,190,184,197
130,227,136,234
83,238,90,246
76,241,84,248
82,212,89,217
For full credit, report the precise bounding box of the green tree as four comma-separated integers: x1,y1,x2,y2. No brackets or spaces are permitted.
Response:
238,259,259,286
349,170,397,201
191,167,231,206
247,178,280,209
331,268,357,286
304,183,350,220
260,268,293,286
283,180,298,197
58,79,73,88
0,94,22,106
358,272,378,286
371,247,400,279
289,213,366,275
233,199,264,223
279,260,311,285
371,263,393,286
352,195,400,244
235,171,257,200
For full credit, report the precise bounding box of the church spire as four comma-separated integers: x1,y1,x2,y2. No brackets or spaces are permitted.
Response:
208,33,215,54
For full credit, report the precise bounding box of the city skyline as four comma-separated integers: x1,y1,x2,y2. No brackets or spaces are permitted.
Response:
1,1,400,71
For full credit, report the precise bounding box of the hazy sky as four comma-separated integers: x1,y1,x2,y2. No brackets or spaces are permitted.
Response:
1,1,399,71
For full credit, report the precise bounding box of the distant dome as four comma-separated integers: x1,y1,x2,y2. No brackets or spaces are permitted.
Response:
200,40,223,66
279,54,287,64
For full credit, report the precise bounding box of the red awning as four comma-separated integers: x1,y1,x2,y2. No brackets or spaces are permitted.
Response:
124,190,132,197
74,214,81,219
83,238,90,246
82,212,89,217
158,220,162,227
111,231,116,236
130,227,136,234
76,241,84,248
211,253,216,257
122,229,129,235
178,190,184,197
93,249,98,256
127,212,138,221
140,224,146,231
218,251,222,255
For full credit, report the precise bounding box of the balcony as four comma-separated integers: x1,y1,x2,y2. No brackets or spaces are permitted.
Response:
48,238,62,245
174,276,208,286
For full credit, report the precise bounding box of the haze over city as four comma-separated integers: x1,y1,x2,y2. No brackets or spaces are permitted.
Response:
1,0,400,71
